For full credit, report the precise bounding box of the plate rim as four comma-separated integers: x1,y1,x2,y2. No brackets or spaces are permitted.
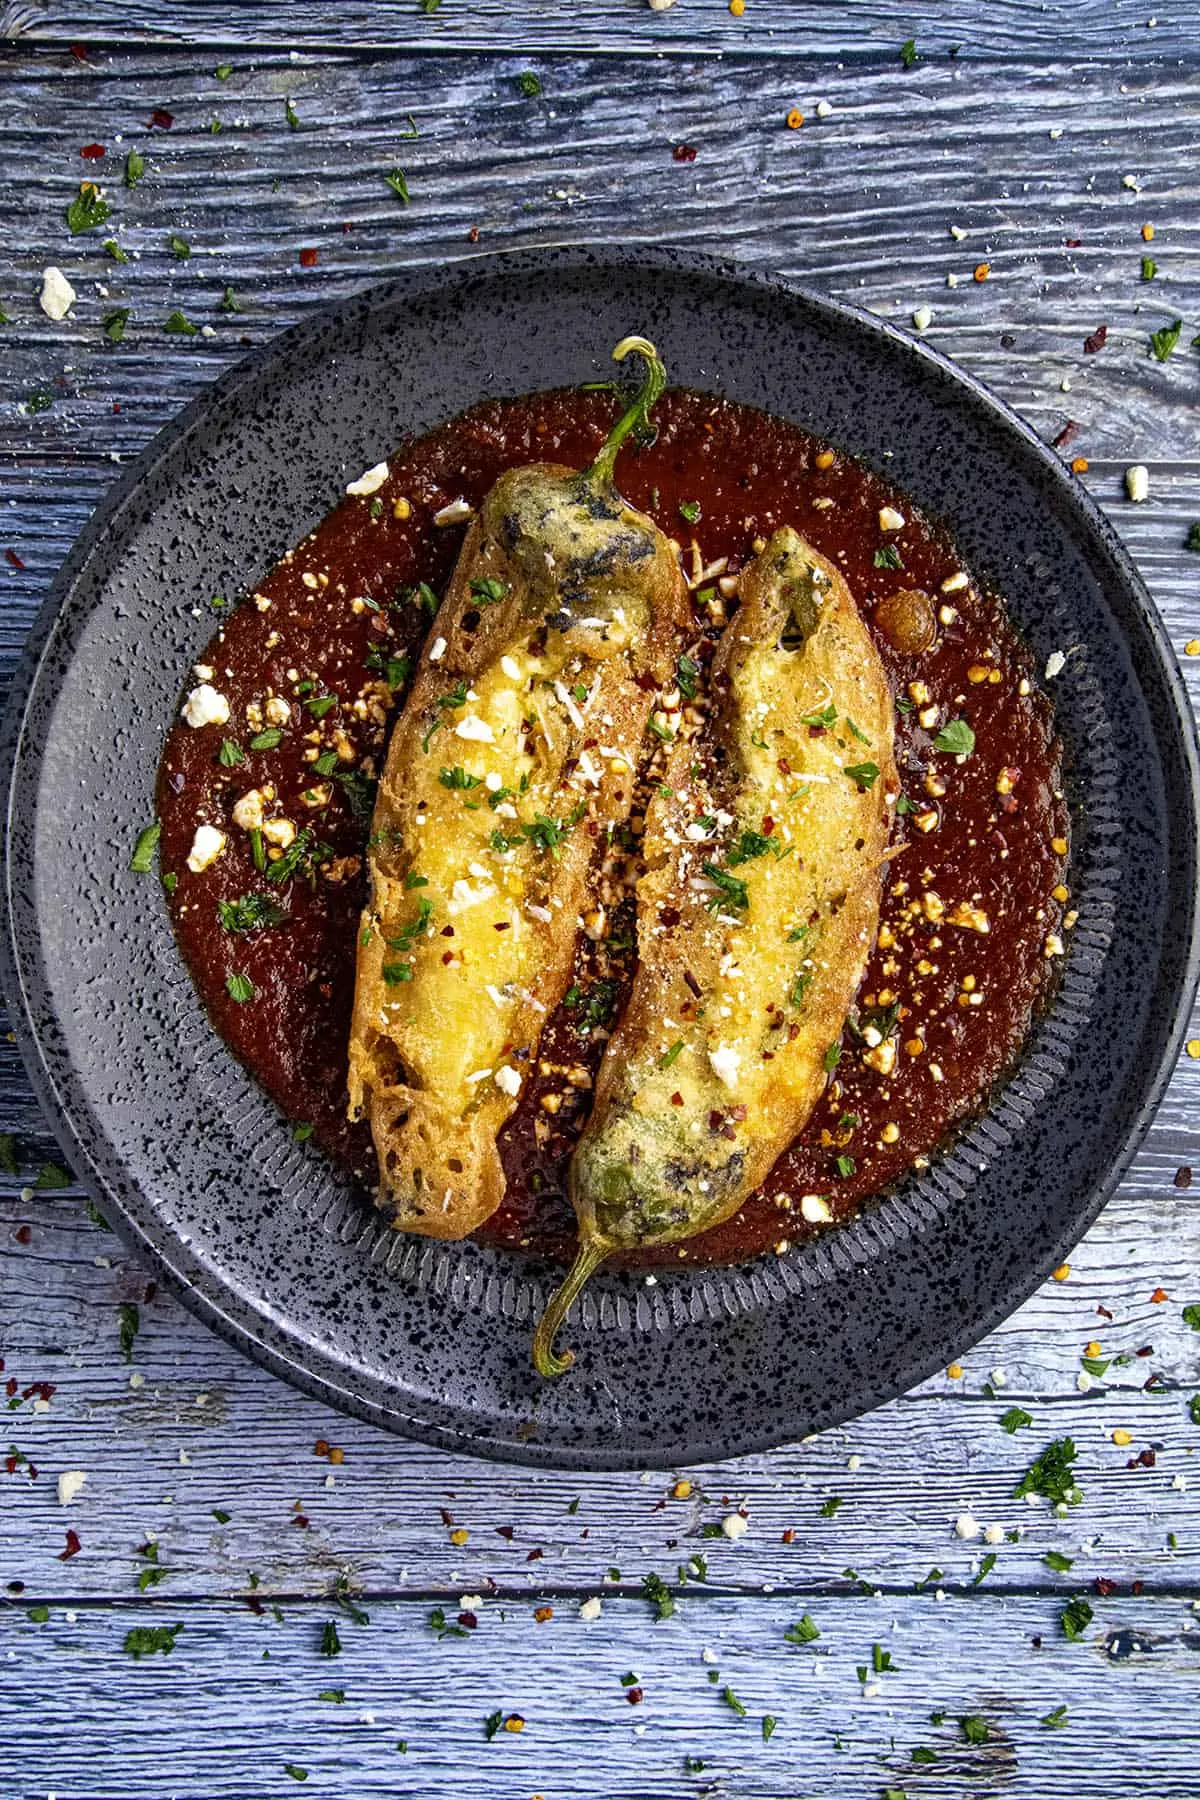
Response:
4,242,1199,1470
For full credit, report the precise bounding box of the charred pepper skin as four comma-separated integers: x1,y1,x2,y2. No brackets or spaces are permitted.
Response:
349,340,690,1239
533,528,897,1375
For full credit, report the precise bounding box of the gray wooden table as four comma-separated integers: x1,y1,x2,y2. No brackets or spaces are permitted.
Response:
1,5,1198,1795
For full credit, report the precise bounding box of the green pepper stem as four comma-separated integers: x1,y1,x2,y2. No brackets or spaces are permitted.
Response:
531,1239,608,1377
581,336,667,489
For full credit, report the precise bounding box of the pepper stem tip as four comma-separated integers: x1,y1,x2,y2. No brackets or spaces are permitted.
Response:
582,336,668,488
531,1239,608,1378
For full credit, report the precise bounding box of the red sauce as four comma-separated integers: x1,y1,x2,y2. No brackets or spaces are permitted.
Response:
157,388,1067,1266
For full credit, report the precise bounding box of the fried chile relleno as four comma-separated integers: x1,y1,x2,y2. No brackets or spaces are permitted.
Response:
348,339,690,1237
531,529,898,1374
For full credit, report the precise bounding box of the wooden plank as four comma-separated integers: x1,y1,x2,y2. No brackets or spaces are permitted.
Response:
2,1591,1198,1799
2,1166,1197,1602
0,50,1196,470
3,0,1198,62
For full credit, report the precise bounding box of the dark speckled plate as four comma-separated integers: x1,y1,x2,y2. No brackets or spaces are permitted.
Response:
3,247,1198,1470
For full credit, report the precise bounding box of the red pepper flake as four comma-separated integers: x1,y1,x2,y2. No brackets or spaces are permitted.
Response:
314,1438,330,1457
626,1686,644,1705
4,1378,16,1398
292,1513,310,1528
1094,1575,1118,1596
1149,1286,1169,1303
670,1092,684,1106
525,1547,544,1562
1173,1166,1192,1189
1135,1345,1153,1358
1128,1448,1157,1468
781,1528,796,1543
5,549,26,569
58,1528,82,1561
23,1382,55,1403
1051,421,1079,450
1096,1304,1114,1321
458,1610,479,1629
1065,237,1083,248
299,247,319,268
14,1225,31,1245
70,42,89,59
80,143,106,159
533,1605,553,1623
1083,324,1108,355
467,226,480,243
1132,1579,1144,1595
150,108,174,128
672,143,698,162
495,1524,515,1540
761,816,775,835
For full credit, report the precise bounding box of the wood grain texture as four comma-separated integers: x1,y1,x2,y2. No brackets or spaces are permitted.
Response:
1,30,1199,1797
3,0,1198,62
3,1592,1200,1799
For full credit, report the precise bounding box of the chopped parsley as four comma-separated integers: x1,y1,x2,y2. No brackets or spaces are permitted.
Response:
1182,1303,1200,1330
899,36,919,66
678,499,702,524
959,1715,989,1746
365,647,412,690
676,653,700,699
225,972,255,1003
784,1614,820,1644
761,1715,777,1743
385,168,410,203
1000,1405,1033,1434
1042,1704,1069,1730
659,1040,684,1069
430,1606,469,1640
440,765,482,790
566,979,619,1034
163,310,199,336
283,1768,308,1783
249,728,285,751
319,1620,342,1657
123,1623,182,1659
215,61,234,79
34,1162,70,1190
873,543,904,570
305,693,337,719
218,893,286,933
0,1134,16,1176
819,1496,842,1518
102,309,129,343
844,762,880,791
822,1040,842,1073
971,1551,998,1587
702,863,750,912
1150,318,1183,362
1043,1549,1074,1572
219,286,242,314
67,181,111,233
1014,1436,1081,1507
118,1301,139,1361
1142,256,1158,281
470,576,509,606
124,148,145,187
483,1710,503,1741
522,806,585,855
721,1686,747,1718
265,829,332,886
129,821,161,873
933,718,976,756
641,1572,675,1621
218,738,245,767
384,896,434,974
285,96,300,129
1060,1595,1093,1641
1185,523,1200,553
726,829,779,867
333,769,377,825
168,232,191,260
835,1153,855,1177
517,71,542,96
104,238,129,262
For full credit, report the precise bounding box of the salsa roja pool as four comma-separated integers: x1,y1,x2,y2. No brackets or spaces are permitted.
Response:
156,386,1069,1266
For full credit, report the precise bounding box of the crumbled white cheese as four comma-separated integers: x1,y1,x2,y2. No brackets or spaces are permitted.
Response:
262,817,295,849
709,1044,741,1089
231,789,267,831
192,663,214,682
345,460,389,497
955,1512,981,1540
433,497,474,526
455,715,495,743
428,636,447,663
39,266,76,322
721,1512,749,1541
264,694,291,726
494,1065,521,1098
1125,464,1149,503
182,683,231,729
878,505,906,532
57,1469,88,1506
500,655,523,681
1044,650,1067,680
815,98,833,118
578,1596,603,1621
983,1523,1005,1546
940,570,969,594
459,1594,483,1610
186,824,227,872
912,305,933,333
800,1193,832,1224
